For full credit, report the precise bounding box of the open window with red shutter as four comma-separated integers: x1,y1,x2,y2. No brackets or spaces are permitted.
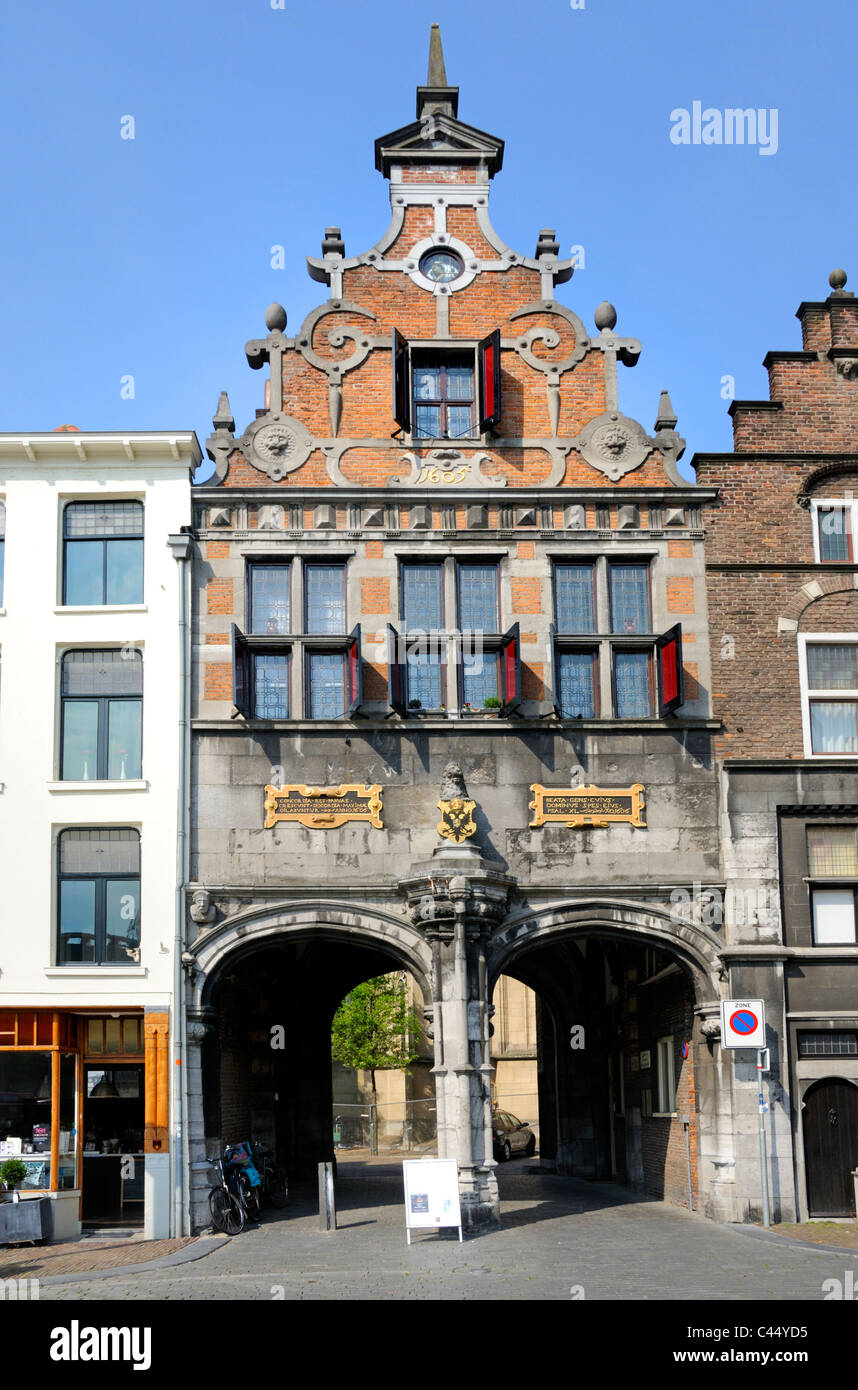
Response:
501,622,521,715
392,328,411,433
656,623,684,716
478,329,502,431
386,623,405,714
231,623,250,717
347,623,363,716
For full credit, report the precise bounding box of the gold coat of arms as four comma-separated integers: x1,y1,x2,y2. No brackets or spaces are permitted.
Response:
437,796,477,843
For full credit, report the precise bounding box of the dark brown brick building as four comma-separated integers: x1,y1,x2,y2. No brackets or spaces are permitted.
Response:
695,273,858,1220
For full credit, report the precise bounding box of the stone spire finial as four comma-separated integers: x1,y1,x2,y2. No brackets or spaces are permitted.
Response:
654,388,678,432
427,22,447,85
212,390,234,433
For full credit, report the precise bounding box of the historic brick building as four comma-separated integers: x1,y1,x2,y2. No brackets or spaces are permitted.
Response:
695,275,858,1220
178,27,854,1231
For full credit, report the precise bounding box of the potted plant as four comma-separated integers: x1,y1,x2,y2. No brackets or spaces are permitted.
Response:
483,696,502,717
0,1158,52,1244
0,1158,27,1198
407,699,422,711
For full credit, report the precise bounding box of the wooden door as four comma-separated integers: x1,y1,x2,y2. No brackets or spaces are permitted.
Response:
803,1079,858,1216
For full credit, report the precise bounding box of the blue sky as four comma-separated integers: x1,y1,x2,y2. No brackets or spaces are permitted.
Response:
0,0,854,480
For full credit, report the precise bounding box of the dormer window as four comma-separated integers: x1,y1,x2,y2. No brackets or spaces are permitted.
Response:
392,330,501,438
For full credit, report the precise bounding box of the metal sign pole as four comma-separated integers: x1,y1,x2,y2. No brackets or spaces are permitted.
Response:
757,1049,771,1228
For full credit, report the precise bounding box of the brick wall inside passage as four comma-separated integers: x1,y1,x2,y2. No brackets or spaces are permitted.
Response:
628,972,698,1210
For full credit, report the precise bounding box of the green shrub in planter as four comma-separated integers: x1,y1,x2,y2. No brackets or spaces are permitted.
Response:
483,696,502,709
0,1158,28,1192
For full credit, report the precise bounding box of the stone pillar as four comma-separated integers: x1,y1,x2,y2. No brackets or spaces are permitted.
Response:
402,838,515,1232
186,1010,217,1232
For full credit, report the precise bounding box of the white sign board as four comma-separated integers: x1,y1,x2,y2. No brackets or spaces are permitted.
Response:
402,1159,462,1243
720,998,767,1049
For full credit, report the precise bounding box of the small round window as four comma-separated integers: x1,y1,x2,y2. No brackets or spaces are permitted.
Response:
419,249,464,284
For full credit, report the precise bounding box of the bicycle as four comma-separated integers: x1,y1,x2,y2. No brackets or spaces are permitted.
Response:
207,1153,246,1235
225,1141,264,1221
251,1141,288,1210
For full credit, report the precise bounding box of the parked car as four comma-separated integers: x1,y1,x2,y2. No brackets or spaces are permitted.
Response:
492,1110,536,1161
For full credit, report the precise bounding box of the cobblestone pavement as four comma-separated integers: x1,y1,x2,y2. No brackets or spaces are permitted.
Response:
39,1164,856,1301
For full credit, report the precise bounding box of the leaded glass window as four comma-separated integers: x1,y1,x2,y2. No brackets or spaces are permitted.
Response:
61,650,143,781
63,501,143,605
462,647,499,707
402,564,444,631
252,653,289,719
613,650,653,717
806,644,858,754
608,564,651,634
457,563,498,633
807,825,858,876
557,649,597,718
305,565,346,634
58,829,140,965
249,564,291,635
307,651,346,718
798,1031,858,1057
554,564,596,633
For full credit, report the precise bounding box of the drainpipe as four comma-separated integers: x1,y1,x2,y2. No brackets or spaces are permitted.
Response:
168,531,193,1237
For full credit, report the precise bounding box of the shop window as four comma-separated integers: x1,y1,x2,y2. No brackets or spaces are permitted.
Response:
800,639,858,755
61,649,143,781
655,1036,677,1114
63,501,143,606
82,1063,144,1224
807,825,858,944
0,1051,77,1191
57,828,141,965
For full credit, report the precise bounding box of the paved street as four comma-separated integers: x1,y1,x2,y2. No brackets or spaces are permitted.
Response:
39,1162,856,1302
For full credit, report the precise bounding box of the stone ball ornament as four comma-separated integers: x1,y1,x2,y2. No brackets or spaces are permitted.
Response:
829,268,848,291
594,300,618,331
265,302,288,332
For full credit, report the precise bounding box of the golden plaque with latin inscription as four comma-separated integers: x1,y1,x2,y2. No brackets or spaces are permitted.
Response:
263,784,383,830
529,783,646,830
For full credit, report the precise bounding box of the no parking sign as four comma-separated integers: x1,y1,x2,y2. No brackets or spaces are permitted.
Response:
720,998,766,1049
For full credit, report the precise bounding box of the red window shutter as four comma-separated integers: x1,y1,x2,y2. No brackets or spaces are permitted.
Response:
501,622,521,713
386,623,405,712
347,623,363,715
478,329,502,431
656,624,684,716
231,624,250,717
392,328,411,432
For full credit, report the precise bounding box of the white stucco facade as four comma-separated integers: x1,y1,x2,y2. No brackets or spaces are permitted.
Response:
0,431,199,1240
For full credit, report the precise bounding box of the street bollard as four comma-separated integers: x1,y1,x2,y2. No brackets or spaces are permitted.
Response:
318,1161,337,1232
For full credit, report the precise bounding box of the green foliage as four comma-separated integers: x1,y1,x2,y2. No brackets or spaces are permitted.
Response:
331,974,422,1081
483,695,502,708
0,1158,28,1189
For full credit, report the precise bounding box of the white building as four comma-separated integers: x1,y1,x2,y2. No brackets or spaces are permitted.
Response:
0,430,199,1239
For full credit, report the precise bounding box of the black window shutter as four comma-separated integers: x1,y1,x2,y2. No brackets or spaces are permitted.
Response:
392,328,411,432
386,623,405,713
231,623,250,717
501,622,521,714
656,623,684,716
549,623,561,715
478,329,502,431
347,623,363,716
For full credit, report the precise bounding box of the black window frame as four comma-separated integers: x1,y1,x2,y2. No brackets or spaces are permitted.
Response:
411,350,478,442
60,648,143,782
62,501,144,607
57,828,141,966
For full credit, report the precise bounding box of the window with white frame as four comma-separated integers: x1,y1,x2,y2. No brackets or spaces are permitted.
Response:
799,637,858,755
655,1035,677,1114
811,497,857,563
807,824,858,945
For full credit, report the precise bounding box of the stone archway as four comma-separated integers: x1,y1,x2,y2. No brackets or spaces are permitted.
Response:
183,901,434,1231
485,901,736,1220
